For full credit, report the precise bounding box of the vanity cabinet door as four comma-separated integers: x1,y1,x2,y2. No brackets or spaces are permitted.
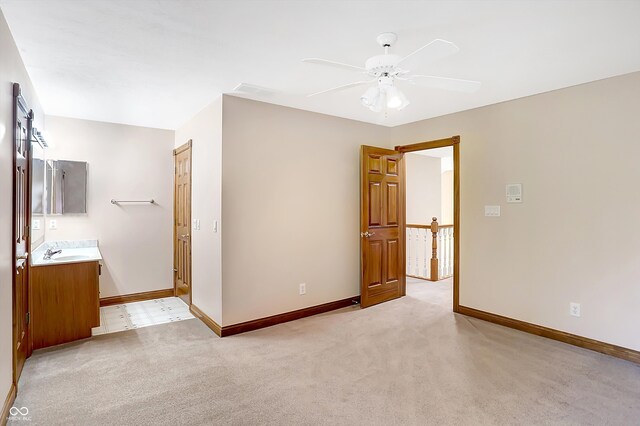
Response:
31,261,100,349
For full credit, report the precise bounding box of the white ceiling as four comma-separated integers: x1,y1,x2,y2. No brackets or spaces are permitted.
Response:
1,0,639,130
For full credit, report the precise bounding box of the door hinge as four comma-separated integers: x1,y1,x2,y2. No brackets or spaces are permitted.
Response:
26,312,30,325
24,224,30,238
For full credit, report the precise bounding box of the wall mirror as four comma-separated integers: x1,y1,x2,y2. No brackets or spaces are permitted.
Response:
46,160,88,214
31,141,46,249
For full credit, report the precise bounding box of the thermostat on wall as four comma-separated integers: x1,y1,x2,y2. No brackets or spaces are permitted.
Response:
506,183,522,203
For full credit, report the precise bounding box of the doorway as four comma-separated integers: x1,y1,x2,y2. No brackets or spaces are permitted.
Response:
404,145,455,307
360,136,460,311
173,140,192,306
12,83,33,386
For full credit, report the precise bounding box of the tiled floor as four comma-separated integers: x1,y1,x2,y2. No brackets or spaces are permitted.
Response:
92,297,195,336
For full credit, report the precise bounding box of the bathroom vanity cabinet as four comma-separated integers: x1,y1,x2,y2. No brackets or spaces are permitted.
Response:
31,260,100,349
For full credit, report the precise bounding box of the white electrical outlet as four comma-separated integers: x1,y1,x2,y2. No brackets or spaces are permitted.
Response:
570,302,581,317
48,219,57,230
299,283,306,295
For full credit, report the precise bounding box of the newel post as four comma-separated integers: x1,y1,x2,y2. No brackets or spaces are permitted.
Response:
430,217,439,281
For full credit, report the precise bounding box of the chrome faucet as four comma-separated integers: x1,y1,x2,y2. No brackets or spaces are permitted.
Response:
43,248,62,260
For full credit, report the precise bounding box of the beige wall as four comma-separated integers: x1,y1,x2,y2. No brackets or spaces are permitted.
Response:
175,98,223,324
441,170,454,224
44,116,175,297
392,72,640,351
221,95,390,326
405,153,441,225
0,8,44,408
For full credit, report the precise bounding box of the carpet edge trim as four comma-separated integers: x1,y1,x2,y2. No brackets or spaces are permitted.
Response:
458,305,640,364
1,382,16,426
220,296,361,337
190,304,222,337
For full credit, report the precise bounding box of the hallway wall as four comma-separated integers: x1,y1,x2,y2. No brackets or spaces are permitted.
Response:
221,96,391,326
405,153,441,225
441,170,454,225
392,71,640,351
174,97,223,324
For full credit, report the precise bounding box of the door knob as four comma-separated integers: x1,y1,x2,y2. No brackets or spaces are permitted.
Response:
16,254,28,260
181,234,190,239
360,231,375,238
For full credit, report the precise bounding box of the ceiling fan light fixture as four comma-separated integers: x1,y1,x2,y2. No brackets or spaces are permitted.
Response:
386,86,410,110
370,89,386,112
360,86,380,108
385,85,402,109
304,33,480,115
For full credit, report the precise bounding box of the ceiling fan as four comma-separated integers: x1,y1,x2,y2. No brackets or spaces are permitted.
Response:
302,32,480,112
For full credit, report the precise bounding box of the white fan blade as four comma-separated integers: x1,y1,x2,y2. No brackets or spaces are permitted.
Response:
307,80,375,97
409,75,481,93
397,39,459,68
302,58,366,72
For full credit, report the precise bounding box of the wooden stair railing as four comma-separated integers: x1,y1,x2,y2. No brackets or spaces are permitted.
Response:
430,217,439,281
406,217,453,281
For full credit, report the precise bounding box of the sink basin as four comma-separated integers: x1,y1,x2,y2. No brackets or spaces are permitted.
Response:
32,243,103,267
50,255,91,262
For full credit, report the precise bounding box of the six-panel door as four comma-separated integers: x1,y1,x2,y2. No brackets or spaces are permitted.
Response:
360,146,405,308
174,141,192,306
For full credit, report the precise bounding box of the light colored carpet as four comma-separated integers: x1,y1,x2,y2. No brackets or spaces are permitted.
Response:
11,277,640,425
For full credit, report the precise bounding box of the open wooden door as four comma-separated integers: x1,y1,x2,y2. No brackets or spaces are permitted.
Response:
173,140,192,306
13,83,32,383
360,146,405,308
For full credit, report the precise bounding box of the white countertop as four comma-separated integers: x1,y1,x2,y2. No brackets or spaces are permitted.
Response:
31,240,103,267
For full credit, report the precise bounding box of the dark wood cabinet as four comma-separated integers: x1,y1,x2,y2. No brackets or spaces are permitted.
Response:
30,261,100,350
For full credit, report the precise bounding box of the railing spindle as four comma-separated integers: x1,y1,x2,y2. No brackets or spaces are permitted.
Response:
423,227,428,278
415,229,421,276
445,228,450,276
448,228,453,276
407,227,411,276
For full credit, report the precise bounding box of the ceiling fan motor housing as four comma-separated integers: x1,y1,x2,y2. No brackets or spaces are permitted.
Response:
378,75,394,87
365,54,401,76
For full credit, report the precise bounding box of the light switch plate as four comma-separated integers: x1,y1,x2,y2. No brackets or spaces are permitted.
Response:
213,220,218,233
484,205,501,217
33,219,41,230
